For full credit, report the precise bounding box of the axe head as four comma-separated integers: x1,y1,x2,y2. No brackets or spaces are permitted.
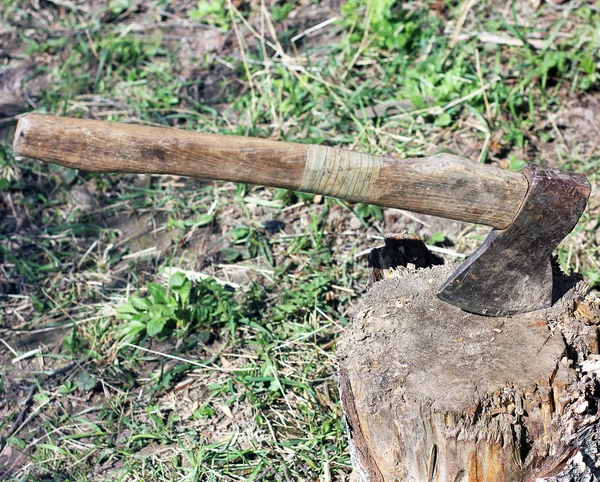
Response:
437,164,591,316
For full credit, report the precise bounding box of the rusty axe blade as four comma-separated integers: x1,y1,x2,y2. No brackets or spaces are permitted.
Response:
437,164,591,316
13,115,592,316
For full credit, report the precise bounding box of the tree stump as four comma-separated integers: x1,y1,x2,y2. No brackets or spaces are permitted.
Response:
338,242,600,482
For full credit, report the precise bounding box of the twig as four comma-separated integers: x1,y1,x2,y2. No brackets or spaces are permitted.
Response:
121,246,158,260
0,338,19,358
391,209,432,228
448,0,479,51
122,343,253,373
11,348,41,364
0,113,26,125
430,78,499,116
228,0,256,109
0,362,76,454
475,49,493,128
291,17,338,44
342,7,371,80
426,245,467,258
160,267,240,289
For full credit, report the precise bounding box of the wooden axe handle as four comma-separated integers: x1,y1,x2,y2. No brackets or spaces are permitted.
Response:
14,114,527,229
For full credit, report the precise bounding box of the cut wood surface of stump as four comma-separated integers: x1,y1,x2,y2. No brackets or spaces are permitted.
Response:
338,260,600,482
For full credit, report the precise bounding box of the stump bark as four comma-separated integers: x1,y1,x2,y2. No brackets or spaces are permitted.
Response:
338,260,600,482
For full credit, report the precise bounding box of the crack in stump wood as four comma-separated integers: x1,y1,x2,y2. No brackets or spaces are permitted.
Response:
339,367,385,482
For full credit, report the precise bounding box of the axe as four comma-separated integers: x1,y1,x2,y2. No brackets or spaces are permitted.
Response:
13,114,591,316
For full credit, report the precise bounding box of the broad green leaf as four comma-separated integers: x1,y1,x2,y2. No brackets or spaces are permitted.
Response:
76,371,98,391
146,314,166,336
131,296,151,311
178,280,192,306
117,303,138,315
169,271,187,290
508,155,527,172
147,283,167,304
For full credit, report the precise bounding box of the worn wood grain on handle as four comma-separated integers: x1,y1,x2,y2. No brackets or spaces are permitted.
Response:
14,114,309,190
13,114,528,228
